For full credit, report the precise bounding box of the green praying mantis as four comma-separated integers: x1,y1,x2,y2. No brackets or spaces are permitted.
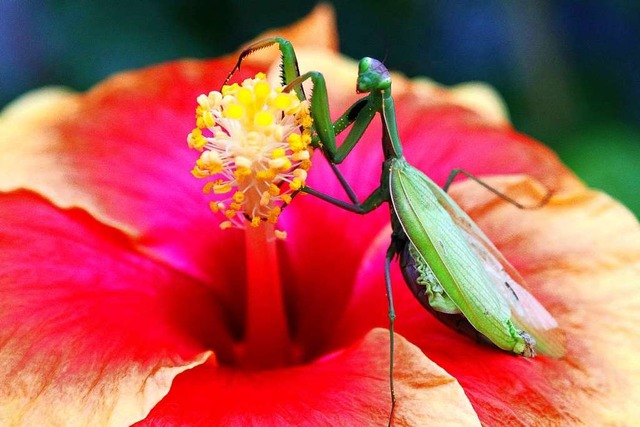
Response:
225,37,565,418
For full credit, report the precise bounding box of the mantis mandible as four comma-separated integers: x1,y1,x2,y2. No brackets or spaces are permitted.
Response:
226,37,565,419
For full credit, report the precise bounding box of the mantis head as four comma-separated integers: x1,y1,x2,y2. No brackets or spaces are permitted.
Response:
357,57,391,93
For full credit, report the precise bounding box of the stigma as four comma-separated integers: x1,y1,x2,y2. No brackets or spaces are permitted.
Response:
187,73,313,231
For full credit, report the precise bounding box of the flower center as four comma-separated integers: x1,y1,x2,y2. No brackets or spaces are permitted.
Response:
187,73,315,368
188,72,313,234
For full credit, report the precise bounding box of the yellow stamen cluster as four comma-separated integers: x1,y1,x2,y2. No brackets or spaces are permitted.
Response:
187,73,313,230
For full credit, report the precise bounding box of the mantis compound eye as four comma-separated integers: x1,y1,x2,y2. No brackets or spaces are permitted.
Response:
357,57,391,93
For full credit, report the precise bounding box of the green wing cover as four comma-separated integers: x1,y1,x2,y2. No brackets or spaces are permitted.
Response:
390,158,517,351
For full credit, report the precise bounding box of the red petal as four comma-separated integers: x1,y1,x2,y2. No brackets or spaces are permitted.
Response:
0,191,229,424
0,4,341,295
139,329,480,426
277,189,389,359
0,62,269,317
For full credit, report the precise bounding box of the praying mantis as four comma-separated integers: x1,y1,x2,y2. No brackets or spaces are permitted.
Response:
225,37,565,417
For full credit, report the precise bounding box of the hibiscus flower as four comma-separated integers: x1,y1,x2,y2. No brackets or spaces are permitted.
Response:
1,5,639,426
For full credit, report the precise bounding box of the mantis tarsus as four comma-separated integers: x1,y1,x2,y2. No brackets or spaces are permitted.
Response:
226,37,565,421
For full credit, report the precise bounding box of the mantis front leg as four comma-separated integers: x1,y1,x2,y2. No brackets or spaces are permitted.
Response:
224,37,306,101
225,37,390,206
227,37,380,203
284,72,378,164
283,72,384,206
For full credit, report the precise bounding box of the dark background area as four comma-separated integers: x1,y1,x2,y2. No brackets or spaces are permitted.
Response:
1,0,638,216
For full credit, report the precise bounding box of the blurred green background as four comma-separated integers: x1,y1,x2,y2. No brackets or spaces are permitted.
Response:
1,1,638,216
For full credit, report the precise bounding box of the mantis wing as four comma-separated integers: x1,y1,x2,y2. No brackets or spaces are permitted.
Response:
390,158,523,354
427,179,566,357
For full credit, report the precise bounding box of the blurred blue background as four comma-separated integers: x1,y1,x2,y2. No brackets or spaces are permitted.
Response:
1,0,638,216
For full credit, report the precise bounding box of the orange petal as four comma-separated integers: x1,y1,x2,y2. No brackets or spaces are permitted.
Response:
239,3,339,68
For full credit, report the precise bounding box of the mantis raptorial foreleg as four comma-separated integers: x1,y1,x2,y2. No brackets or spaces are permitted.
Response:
224,37,306,101
227,37,381,204
284,73,377,164
226,36,375,164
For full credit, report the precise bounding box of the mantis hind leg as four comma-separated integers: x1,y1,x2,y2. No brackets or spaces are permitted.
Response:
443,169,552,209
385,243,397,426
